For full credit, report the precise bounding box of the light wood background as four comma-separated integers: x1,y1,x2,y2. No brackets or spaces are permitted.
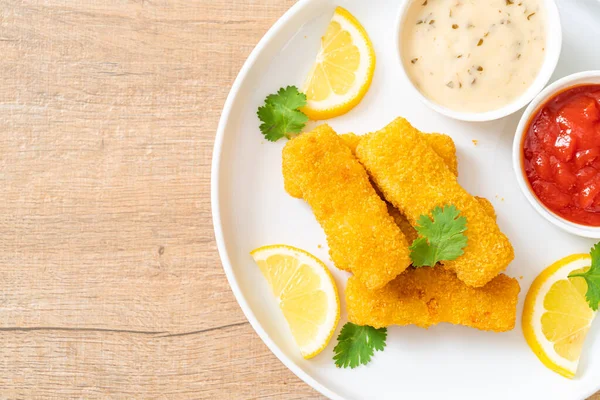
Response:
0,0,596,399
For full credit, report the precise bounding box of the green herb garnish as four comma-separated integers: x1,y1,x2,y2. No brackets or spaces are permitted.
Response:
333,322,387,369
409,205,468,267
568,243,600,311
257,86,308,142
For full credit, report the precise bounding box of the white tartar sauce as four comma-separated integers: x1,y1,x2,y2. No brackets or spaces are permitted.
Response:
401,0,546,113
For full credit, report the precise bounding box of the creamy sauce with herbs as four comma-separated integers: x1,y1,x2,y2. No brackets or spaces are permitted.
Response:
401,0,547,112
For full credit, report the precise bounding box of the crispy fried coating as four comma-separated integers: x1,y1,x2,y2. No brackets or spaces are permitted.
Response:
391,197,496,244
340,131,495,245
287,131,458,199
340,132,458,176
476,196,496,221
356,118,514,287
282,125,412,289
388,204,419,244
339,132,363,155
340,131,461,242
346,267,520,332
285,131,364,199
285,124,499,265
423,133,458,176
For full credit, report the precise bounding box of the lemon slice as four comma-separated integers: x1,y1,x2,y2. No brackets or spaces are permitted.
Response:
301,6,376,120
250,244,340,359
522,253,597,378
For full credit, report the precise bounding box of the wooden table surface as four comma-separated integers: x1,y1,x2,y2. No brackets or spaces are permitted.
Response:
0,0,596,398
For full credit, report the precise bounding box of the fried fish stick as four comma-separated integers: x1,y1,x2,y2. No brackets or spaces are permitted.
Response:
423,133,459,176
340,132,495,243
356,118,514,287
340,131,497,251
340,132,458,176
339,132,363,156
287,131,459,199
390,196,496,242
282,125,411,289
476,196,496,221
388,204,419,243
346,268,520,332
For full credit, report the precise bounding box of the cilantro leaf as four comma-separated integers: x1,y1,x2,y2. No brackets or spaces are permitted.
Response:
409,237,437,267
568,242,600,311
257,86,308,142
409,205,468,267
333,322,387,369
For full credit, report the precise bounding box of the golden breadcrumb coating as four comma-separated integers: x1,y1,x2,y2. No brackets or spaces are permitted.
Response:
475,196,496,221
340,131,461,241
284,132,365,201
285,132,365,199
391,197,496,245
338,131,496,246
340,132,458,176
356,117,514,287
282,124,411,289
286,126,499,262
423,133,458,176
346,267,520,332
388,204,419,244
339,132,363,155
286,131,458,199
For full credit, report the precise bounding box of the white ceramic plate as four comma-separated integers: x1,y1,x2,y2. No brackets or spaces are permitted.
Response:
211,0,600,399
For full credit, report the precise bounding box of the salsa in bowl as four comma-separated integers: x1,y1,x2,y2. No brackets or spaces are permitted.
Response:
514,71,600,237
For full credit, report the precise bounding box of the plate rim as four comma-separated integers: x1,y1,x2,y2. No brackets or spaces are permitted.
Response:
210,1,600,399
211,1,344,399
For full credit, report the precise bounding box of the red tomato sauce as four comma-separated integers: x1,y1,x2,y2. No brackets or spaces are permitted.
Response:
523,85,600,226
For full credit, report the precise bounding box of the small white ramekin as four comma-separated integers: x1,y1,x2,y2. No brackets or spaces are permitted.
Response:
512,71,600,238
394,0,562,122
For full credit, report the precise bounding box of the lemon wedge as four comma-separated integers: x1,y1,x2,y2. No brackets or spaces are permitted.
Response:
522,253,597,378
251,244,340,359
301,6,376,120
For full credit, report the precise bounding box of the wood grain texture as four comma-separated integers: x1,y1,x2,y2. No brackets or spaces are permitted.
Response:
0,0,596,398
0,0,322,398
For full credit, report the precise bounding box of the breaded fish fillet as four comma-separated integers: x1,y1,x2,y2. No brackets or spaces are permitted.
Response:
388,204,419,244
356,118,514,287
287,131,460,199
423,133,459,176
391,196,496,242
346,267,520,332
339,132,363,156
340,131,497,249
341,131,461,242
282,125,412,289
340,132,458,176
476,196,496,221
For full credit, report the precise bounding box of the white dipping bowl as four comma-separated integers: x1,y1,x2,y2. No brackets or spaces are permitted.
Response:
512,70,600,238
394,0,562,122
